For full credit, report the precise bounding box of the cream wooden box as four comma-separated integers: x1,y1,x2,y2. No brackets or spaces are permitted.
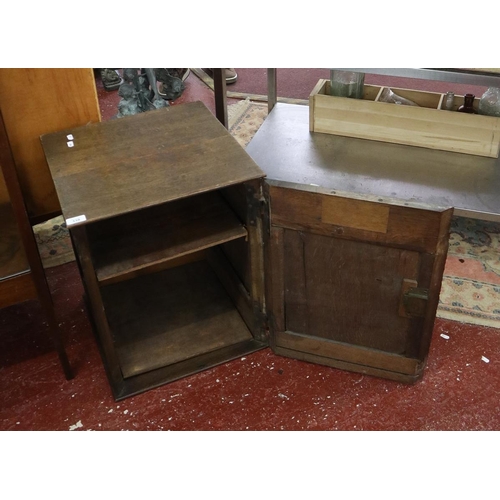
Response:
309,79,500,158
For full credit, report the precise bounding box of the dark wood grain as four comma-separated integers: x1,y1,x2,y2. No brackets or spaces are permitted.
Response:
213,69,228,127
40,101,267,398
41,101,265,224
70,224,123,386
273,345,423,384
115,338,267,401
219,239,251,291
416,209,453,360
88,191,247,285
266,226,285,337
244,180,267,341
270,185,447,253
206,246,255,336
275,330,421,375
0,201,29,280
283,229,420,354
100,260,253,378
0,272,37,308
265,180,452,382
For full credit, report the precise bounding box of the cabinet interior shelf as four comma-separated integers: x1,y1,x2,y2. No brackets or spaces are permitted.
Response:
100,259,254,379
88,191,247,286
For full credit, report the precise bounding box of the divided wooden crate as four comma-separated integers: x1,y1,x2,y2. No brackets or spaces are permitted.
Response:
309,79,500,158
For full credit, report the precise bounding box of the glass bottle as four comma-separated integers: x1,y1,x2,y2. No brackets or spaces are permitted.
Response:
457,94,476,114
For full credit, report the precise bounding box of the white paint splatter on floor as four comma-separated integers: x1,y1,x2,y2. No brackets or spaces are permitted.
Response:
69,420,83,431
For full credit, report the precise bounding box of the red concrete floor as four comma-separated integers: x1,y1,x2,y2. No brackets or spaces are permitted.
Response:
1,260,500,431
94,68,240,121
230,68,489,100
1,69,499,433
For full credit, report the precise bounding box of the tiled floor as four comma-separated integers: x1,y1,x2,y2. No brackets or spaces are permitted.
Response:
1,69,499,432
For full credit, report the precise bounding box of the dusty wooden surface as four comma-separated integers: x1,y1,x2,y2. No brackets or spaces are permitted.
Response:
88,191,246,284
46,101,267,399
41,101,264,225
102,261,253,379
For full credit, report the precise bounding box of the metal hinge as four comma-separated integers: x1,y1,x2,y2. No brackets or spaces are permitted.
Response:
246,183,268,227
253,303,269,342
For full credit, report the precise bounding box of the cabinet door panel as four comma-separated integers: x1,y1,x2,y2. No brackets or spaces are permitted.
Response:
283,230,421,354
267,185,452,382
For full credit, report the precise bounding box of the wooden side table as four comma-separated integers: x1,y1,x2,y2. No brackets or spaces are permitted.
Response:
0,110,73,380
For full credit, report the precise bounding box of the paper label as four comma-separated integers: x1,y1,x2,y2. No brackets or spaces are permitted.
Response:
66,215,87,226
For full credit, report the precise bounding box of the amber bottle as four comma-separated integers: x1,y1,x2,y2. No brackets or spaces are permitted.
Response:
457,94,477,114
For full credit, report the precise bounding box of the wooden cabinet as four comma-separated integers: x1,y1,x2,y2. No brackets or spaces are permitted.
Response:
41,102,267,399
265,185,451,382
41,100,452,399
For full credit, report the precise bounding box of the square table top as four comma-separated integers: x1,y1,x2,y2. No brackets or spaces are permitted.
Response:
41,101,265,226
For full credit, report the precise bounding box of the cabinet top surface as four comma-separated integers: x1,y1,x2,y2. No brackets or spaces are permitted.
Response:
246,103,500,220
41,101,265,224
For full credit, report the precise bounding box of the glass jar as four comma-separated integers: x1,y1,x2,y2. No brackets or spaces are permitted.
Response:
478,87,500,117
330,71,365,99
443,91,455,111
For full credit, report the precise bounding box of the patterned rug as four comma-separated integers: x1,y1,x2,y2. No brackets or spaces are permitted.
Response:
440,217,500,328
228,97,268,147
34,99,500,329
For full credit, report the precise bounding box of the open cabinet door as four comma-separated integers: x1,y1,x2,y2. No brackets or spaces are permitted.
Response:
265,184,453,383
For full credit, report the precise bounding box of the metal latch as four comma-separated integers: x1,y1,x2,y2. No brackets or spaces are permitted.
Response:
399,279,429,318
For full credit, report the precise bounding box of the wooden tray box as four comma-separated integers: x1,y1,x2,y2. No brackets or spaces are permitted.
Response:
309,79,500,158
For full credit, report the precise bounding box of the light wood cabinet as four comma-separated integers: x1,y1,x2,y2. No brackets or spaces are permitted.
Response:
0,68,101,221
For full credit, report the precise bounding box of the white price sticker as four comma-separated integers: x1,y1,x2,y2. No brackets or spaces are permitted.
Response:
66,215,87,226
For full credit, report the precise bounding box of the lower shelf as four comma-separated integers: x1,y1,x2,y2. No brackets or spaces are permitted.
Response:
100,260,255,379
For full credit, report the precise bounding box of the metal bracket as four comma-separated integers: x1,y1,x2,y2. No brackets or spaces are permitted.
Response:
246,183,267,227
399,279,429,318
